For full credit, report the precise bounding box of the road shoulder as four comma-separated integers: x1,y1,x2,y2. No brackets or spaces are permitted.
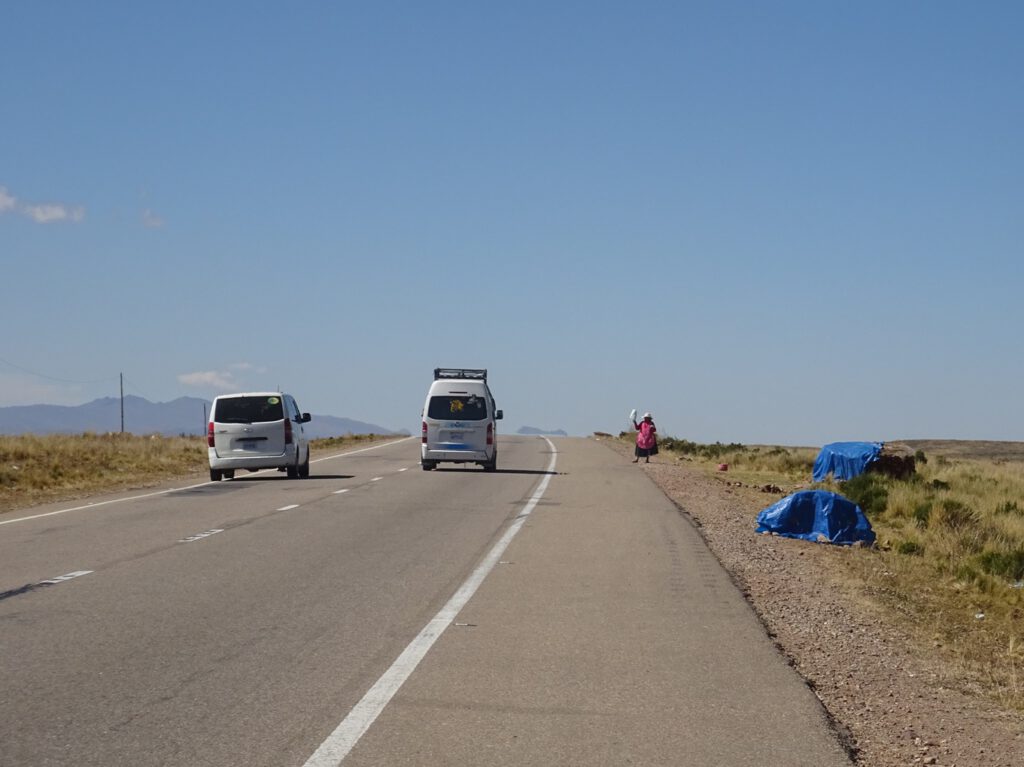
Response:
606,439,1024,767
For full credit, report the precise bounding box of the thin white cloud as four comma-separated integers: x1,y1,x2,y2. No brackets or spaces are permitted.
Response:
178,370,237,391
22,203,85,224
229,362,267,373
0,186,15,213
142,208,164,228
0,185,86,224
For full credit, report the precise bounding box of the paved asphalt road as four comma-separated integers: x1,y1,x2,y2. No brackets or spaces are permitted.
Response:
0,436,852,766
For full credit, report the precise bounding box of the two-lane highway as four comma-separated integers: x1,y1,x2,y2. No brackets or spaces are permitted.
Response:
0,436,556,766
1,436,852,766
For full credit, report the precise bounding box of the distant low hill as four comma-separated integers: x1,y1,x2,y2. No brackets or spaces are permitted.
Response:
900,439,1024,462
0,396,403,437
517,426,569,436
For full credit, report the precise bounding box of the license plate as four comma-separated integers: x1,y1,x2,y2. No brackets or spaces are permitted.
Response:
448,432,463,441
241,441,258,450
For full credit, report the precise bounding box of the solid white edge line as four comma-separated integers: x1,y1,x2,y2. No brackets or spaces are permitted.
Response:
302,437,558,767
0,437,415,528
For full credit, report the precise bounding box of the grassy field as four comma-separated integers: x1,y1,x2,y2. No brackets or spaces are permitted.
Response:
0,432,397,515
638,434,1024,709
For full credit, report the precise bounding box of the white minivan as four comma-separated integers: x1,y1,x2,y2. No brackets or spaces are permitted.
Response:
421,368,503,471
207,392,312,481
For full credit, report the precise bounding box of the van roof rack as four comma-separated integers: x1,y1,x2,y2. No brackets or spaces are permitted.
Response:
434,367,487,381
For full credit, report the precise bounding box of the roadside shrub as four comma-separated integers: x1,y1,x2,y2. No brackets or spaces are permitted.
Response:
955,562,981,583
657,436,698,454
914,449,928,465
935,499,977,531
695,441,745,460
841,473,889,518
898,539,924,556
913,502,932,529
931,479,951,491
995,501,1021,516
656,438,747,460
977,548,1024,581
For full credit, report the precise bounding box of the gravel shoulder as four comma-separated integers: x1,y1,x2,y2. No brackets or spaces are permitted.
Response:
601,438,1024,767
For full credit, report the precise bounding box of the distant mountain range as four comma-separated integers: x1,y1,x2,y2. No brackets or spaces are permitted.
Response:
517,426,568,436
0,396,404,438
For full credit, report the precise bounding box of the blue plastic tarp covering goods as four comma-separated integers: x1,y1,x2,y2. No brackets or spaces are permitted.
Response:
755,490,876,546
812,441,883,482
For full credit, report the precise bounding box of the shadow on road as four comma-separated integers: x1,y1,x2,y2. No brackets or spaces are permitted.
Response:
434,468,561,476
228,474,355,482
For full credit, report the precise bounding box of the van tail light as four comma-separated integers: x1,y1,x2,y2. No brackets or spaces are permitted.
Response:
207,422,215,448
486,423,493,445
284,418,293,445
422,421,428,444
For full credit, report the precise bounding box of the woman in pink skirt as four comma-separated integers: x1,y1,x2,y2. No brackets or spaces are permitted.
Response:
631,412,658,463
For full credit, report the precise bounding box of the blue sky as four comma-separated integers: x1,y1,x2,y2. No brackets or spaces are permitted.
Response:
2,2,1021,444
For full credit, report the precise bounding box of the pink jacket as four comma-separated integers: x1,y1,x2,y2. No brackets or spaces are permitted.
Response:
635,420,657,450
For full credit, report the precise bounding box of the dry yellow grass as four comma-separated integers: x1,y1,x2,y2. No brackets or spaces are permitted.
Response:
0,433,207,513
0,432,396,515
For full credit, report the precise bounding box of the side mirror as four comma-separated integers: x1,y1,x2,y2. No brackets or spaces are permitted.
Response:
495,409,503,420
301,413,312,423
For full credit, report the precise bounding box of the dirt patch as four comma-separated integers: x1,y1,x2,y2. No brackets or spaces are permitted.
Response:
601,439,1024,766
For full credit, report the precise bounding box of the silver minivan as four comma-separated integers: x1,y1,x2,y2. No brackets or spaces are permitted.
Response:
421,368,502,471
207,392,311,481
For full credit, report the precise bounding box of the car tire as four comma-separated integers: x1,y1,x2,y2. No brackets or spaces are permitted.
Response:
210,468,222,482
287,459,299,479
298,449,310,478
224,470,235,480
421,461,436,471
483,452,497,472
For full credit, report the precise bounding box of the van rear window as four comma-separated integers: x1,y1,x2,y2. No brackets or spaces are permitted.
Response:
214,396,285,424
427,395,487,421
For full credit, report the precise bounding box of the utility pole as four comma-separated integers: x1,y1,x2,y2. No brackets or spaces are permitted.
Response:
120,372,125,434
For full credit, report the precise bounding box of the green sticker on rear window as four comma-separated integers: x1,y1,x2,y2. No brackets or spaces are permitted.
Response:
268,396,280,404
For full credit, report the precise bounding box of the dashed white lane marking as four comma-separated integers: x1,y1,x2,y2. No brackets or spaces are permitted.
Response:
371,477,383,482
277,504,300,511
39,570,93,585
302,437,558,767
333,489,350,495
178,529,224,544
398,468,409,473
0,438,415,528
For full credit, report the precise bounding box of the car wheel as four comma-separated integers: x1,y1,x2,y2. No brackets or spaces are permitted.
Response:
483,451,497,472
210,468,222,482
287,460,299,479
224,470,235,480
421,461,436,471
298,449,310,478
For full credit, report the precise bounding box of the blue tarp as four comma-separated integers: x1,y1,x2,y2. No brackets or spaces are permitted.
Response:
812,441,883,482
755,490,876,546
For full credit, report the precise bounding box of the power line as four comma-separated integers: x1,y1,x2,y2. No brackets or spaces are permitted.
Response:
0,356,119,385
121,375,157,402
